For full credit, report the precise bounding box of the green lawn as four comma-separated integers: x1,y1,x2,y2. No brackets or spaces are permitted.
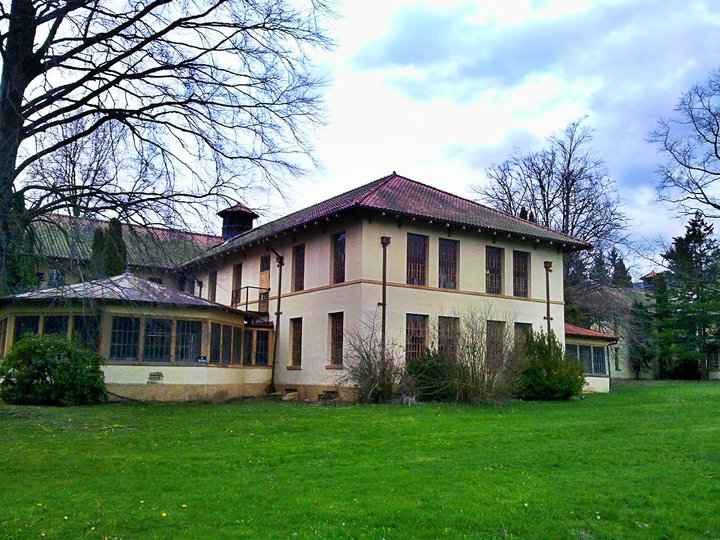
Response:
1,383,719,539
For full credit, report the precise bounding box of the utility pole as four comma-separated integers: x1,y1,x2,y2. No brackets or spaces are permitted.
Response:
544,260,553,337
380,236,391,360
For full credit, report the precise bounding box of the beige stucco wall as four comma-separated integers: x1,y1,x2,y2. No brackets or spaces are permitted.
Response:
189,214,570,397
583,376,610,393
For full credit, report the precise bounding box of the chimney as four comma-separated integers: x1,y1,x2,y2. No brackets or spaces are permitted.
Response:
218,203,259,241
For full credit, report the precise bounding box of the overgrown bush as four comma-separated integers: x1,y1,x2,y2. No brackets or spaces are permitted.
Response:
406,349,454,402
0,334,107,406
340,317,404,403
518,331,584,401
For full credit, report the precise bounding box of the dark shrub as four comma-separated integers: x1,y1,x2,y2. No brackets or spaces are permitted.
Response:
667,353,702,380
519,331,585,401
406,349,455,402
0,334,106,406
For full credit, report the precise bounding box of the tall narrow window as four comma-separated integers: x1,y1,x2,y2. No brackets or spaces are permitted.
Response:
232,327,243,364
210,322,222,362
579,345,592,373
175,320,202,362
256,331,270,365
514,322,532,351
439,239,459,289
293,244,305,292
0,318,7,358
221,325,232,364
486,246,503,294
565,344,578,360
593,347,607,375
290,318,302,366
232,264,242,305
329,312,344,366
438,316,459,360
259,255,271,311
243,330,254,365
332,232,346,284
109,317,140,361
208,270,218,302
486,320,506,362
406,233,428,286
144,319,172,362
406,314,428,361
513,251,530,297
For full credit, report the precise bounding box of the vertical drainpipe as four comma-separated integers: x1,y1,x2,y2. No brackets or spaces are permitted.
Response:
543,260,553,337
268,248,284,393
380,236,391,361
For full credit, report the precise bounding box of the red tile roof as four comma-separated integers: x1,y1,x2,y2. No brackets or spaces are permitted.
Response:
218,203,259,218
564,323,619,341
184,173,592,265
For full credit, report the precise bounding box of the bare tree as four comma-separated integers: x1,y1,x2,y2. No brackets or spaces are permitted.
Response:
0,0,333,290
474,119,627,253
652,69,720,218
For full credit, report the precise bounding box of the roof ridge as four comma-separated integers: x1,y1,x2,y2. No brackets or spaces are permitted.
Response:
42,213,222,240
381,174,588,245
356,172,398,206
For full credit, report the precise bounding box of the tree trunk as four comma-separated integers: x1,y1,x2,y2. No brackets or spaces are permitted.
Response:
0,0,39,291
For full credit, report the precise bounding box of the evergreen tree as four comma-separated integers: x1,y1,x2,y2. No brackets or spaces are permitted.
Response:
589,251,610,286
660,212,720,378
627,301,655,378
653,273,674,378
90,219,127,278
608,248,633,288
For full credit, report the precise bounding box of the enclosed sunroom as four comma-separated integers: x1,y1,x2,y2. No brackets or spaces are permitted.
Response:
0,273,274,401
564,323,618,393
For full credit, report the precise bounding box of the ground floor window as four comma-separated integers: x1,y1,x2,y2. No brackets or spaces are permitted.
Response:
486,320,506,362
329,313,343,366
290,318,302,366
144,318,172,362
175,320,202,362
514,322,532,350
43,315,69,337
438,316,459,361
0,318,7,358
255,331,270,365
406,314,428,361
709,351,720,370
210,323,222,362
73,316,100,351
566,344,607,376
14,316,40,343
110,317,140,361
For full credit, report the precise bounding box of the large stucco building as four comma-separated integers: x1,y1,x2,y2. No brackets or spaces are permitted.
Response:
1,173,617,399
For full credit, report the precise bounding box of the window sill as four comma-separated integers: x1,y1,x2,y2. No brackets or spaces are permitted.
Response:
287,365,302,370
325,364,343,370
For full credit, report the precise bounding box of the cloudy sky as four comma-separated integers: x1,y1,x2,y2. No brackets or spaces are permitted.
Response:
259,0,720,272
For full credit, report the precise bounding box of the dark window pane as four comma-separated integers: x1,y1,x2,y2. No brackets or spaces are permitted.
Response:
579,345,593,374
513,251,530,297
486,320,506,362
232,327,243,364
486,246,503,294
439,239,459,289
243,330,254,365
221,325,232,364
14,316,39,343
0,318,7,358
73,316,100,350
514,322,532,350
210,323,222,362
208,271,217,302
148,276,163,285
43,316,69,337
175,320,202,362
144,318,172,362
293,244,305,292
332,232,346,284
593,347,607,375
406,233,428,286
109,317,140,361
438,316,459,361
405,314,428,361
290,318,302,366
255,331,269,365
260,254,271,272
330,312,343,365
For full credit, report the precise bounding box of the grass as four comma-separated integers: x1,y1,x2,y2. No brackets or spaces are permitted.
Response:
1,383,719,539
